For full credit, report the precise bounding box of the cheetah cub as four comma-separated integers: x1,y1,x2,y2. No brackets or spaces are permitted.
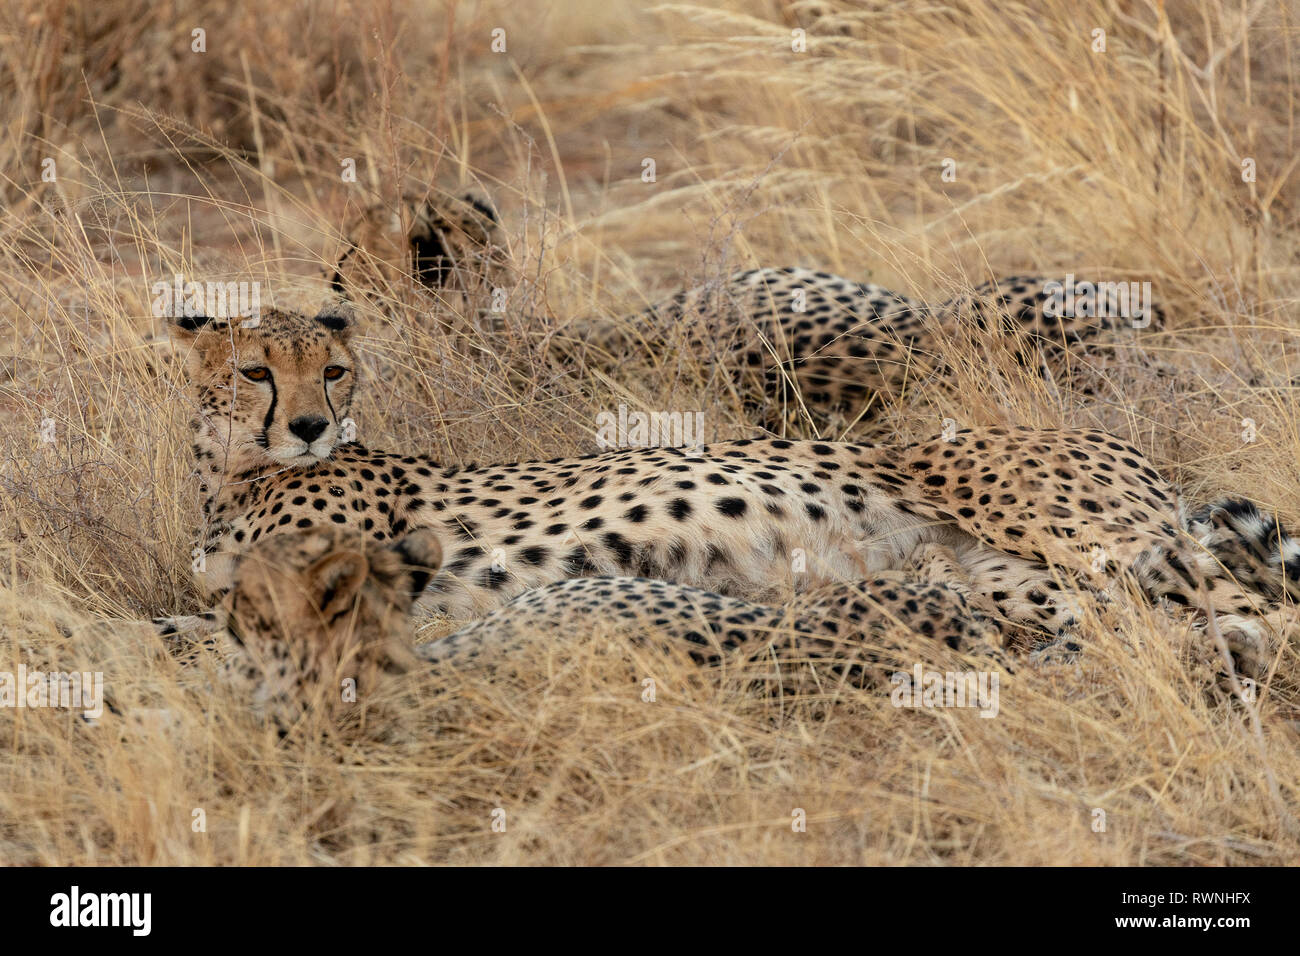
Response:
212,527,441,724
327,191,1158,431
207,529,1004,721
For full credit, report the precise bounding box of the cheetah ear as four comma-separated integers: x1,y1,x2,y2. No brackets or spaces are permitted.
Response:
374,529,443,600
167,312,228,342
166,313,233,374
461,191,500,226
315,300,356,340
308,550,369,621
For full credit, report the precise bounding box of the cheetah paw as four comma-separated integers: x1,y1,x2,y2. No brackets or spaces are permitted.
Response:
1212,615,1272,684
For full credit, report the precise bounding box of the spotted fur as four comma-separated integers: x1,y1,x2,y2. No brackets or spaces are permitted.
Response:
332,194,1157,427
568,267,1164,427
206,531,1002,718
425,541,1005,679
164,303,1291,680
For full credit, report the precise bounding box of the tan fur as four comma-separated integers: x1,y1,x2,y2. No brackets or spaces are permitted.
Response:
165,305,1290,680
567,267,1163,428
213,527,441,727
330,189,503,306
213,531,1003,714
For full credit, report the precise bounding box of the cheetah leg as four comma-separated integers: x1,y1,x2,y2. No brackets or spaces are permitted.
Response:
882,542,1006,660
1214,606,1298,684
931,543,1088,641
902,542,994,614
951,546,1105,669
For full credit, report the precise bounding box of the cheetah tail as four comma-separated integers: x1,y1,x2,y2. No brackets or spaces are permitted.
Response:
1189,497,1300,605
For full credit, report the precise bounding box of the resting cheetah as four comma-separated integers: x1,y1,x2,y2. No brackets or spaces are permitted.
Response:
567,267,1164,428
102,526,441,731
330,189,503,304
150,529,433,723
165,304,1292,678
178,526,442,726
423,539,1005,677
199,528,1002,723
333,190,1153,429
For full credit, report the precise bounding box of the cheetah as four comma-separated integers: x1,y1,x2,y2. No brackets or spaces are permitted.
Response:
197,528,1002,723
330,191,1155,430
563,267,1164,429
329,189,503,308
423,540,1006,681
208,525,441,726
153,527,441,728
83,528,442,732
164,303,1293,679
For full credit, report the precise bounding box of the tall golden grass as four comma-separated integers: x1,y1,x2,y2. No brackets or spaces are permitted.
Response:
0,0,1297,864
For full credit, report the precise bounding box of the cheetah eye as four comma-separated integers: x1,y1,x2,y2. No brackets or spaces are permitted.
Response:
323,365,348,381
240,366,271,382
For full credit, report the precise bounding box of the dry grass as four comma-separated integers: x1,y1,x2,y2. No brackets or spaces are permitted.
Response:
1,0,1299,865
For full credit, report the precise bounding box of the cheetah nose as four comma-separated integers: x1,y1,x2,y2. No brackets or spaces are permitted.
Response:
288,415,329,442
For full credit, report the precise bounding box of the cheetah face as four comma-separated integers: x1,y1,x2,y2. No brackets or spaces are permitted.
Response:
222,527,442,724
169,304,358,470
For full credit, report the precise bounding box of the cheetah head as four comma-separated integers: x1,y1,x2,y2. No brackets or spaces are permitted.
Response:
168,303,358,473
221,526,442,725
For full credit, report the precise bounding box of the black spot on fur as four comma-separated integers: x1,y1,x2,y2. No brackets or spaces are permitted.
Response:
717,497,747,518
